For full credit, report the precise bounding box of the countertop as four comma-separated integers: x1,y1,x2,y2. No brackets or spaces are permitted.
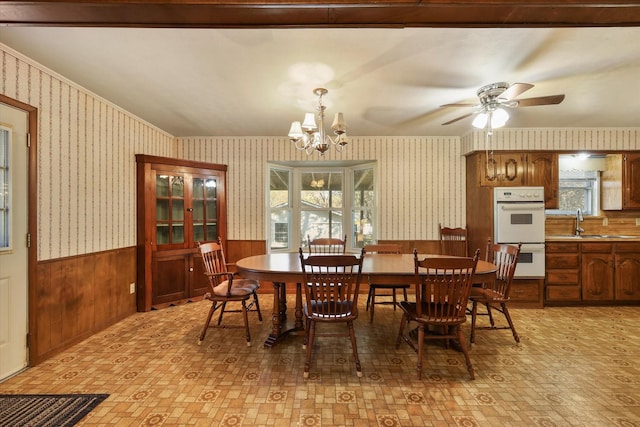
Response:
546,235,640,242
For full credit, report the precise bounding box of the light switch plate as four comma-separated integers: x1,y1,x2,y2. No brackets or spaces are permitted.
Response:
603,217,609,226
636,218,640,226
129,283,136,294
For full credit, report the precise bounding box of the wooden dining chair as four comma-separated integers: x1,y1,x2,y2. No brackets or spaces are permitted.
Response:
364,243,409,323
469,239,521,346
396,249,479,380
299,248,365,378
307,234,347,254
197,238,262,347
439,223,469,257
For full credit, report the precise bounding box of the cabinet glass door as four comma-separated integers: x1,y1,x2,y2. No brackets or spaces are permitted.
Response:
155,174,185,245
192,176,218,243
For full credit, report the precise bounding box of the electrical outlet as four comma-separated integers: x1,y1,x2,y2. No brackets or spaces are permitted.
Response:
603,217,609,226
637,218,640,226
129,283,136,294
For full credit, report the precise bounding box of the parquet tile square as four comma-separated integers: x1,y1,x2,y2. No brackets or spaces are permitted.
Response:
2,297,640,426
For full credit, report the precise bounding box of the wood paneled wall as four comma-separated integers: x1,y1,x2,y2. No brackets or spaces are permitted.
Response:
32,247,137,364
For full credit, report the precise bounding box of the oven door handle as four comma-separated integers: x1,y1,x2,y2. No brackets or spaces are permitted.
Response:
499,205,545,212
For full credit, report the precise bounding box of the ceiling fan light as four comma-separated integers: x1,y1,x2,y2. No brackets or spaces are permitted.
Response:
491,108,509,128
472,112,488,129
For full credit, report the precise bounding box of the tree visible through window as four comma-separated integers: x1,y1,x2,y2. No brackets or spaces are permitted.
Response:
268,163,376,252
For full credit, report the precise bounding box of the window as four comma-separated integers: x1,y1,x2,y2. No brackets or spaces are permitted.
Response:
0,126,10,251
546,154,601,216
267,162,376,252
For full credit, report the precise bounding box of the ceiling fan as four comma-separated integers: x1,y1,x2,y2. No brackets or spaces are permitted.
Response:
440,82,565,131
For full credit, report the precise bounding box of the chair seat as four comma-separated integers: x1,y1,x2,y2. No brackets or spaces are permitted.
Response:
470,287,509,302
305,300,357,320
212,278,260,297
398,301,467,325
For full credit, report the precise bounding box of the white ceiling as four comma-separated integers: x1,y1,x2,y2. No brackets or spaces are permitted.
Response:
1,26,640,137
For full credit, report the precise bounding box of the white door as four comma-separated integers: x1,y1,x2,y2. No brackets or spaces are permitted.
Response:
0,103,29,381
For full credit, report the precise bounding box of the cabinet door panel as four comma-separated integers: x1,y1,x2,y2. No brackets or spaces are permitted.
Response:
479,153,524,186
527,152,558,208
582,253,614,300
625,153,640,209
615,254,640,300
152,254,188,305
190,254,210,297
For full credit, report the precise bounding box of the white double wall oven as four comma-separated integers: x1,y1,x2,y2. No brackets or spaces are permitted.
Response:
493,187,546,278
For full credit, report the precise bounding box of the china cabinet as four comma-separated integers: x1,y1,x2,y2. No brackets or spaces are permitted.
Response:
136,155,227,311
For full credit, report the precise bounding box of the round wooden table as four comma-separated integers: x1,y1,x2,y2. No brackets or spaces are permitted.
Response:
236,252,497,348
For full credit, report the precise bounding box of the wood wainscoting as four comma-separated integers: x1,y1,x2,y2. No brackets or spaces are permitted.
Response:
31,247,137,365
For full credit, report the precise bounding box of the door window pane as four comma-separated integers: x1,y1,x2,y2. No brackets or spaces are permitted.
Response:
0,128,9,250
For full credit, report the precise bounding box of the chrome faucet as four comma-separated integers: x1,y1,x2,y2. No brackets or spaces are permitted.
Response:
575,208,585,236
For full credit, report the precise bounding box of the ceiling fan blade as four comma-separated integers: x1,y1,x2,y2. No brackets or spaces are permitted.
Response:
440,102,478,108
442,112,475,125
515,94,565,107
498,82,534,101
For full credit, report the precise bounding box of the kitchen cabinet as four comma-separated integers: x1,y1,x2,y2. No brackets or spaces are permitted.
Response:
581,243,615,301
136,155,227,311
471,151,558,208
624,153,640,209
581,242,640,302
614,242,640,300
479,152,525,187
545,242,581,302
526,152,558,208
602,153,640,210
510,278,544,308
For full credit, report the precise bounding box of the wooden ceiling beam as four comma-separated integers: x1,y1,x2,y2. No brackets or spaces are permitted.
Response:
2,1,640,28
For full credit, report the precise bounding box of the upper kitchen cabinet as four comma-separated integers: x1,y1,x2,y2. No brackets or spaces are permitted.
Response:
478,152,525,187
526,152,558,208
602,153,640,210
136,155,227,312
470,151,558,208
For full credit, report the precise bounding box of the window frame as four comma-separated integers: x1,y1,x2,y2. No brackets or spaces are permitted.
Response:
266,161,376,253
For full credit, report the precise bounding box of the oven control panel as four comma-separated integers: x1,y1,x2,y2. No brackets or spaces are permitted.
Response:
494,186,544,203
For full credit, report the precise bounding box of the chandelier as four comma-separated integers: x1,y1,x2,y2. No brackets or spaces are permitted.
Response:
288,88,349,155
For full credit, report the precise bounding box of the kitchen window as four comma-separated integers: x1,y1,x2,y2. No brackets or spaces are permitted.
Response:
546,155,601,216
267,162,376,252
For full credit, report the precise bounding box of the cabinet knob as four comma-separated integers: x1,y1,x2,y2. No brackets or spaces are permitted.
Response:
187,208,193,212
189,267,194,272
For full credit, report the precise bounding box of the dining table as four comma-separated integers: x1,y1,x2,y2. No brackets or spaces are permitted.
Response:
235,251,497,348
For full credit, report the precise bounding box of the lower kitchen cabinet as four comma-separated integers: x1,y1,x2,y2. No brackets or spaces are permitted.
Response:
546,240,640,304
581,243,615,301
510,278,544,308
545,242,581,302
615,243,640,300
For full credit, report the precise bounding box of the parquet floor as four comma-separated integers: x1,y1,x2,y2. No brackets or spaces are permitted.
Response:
2,296,640,426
